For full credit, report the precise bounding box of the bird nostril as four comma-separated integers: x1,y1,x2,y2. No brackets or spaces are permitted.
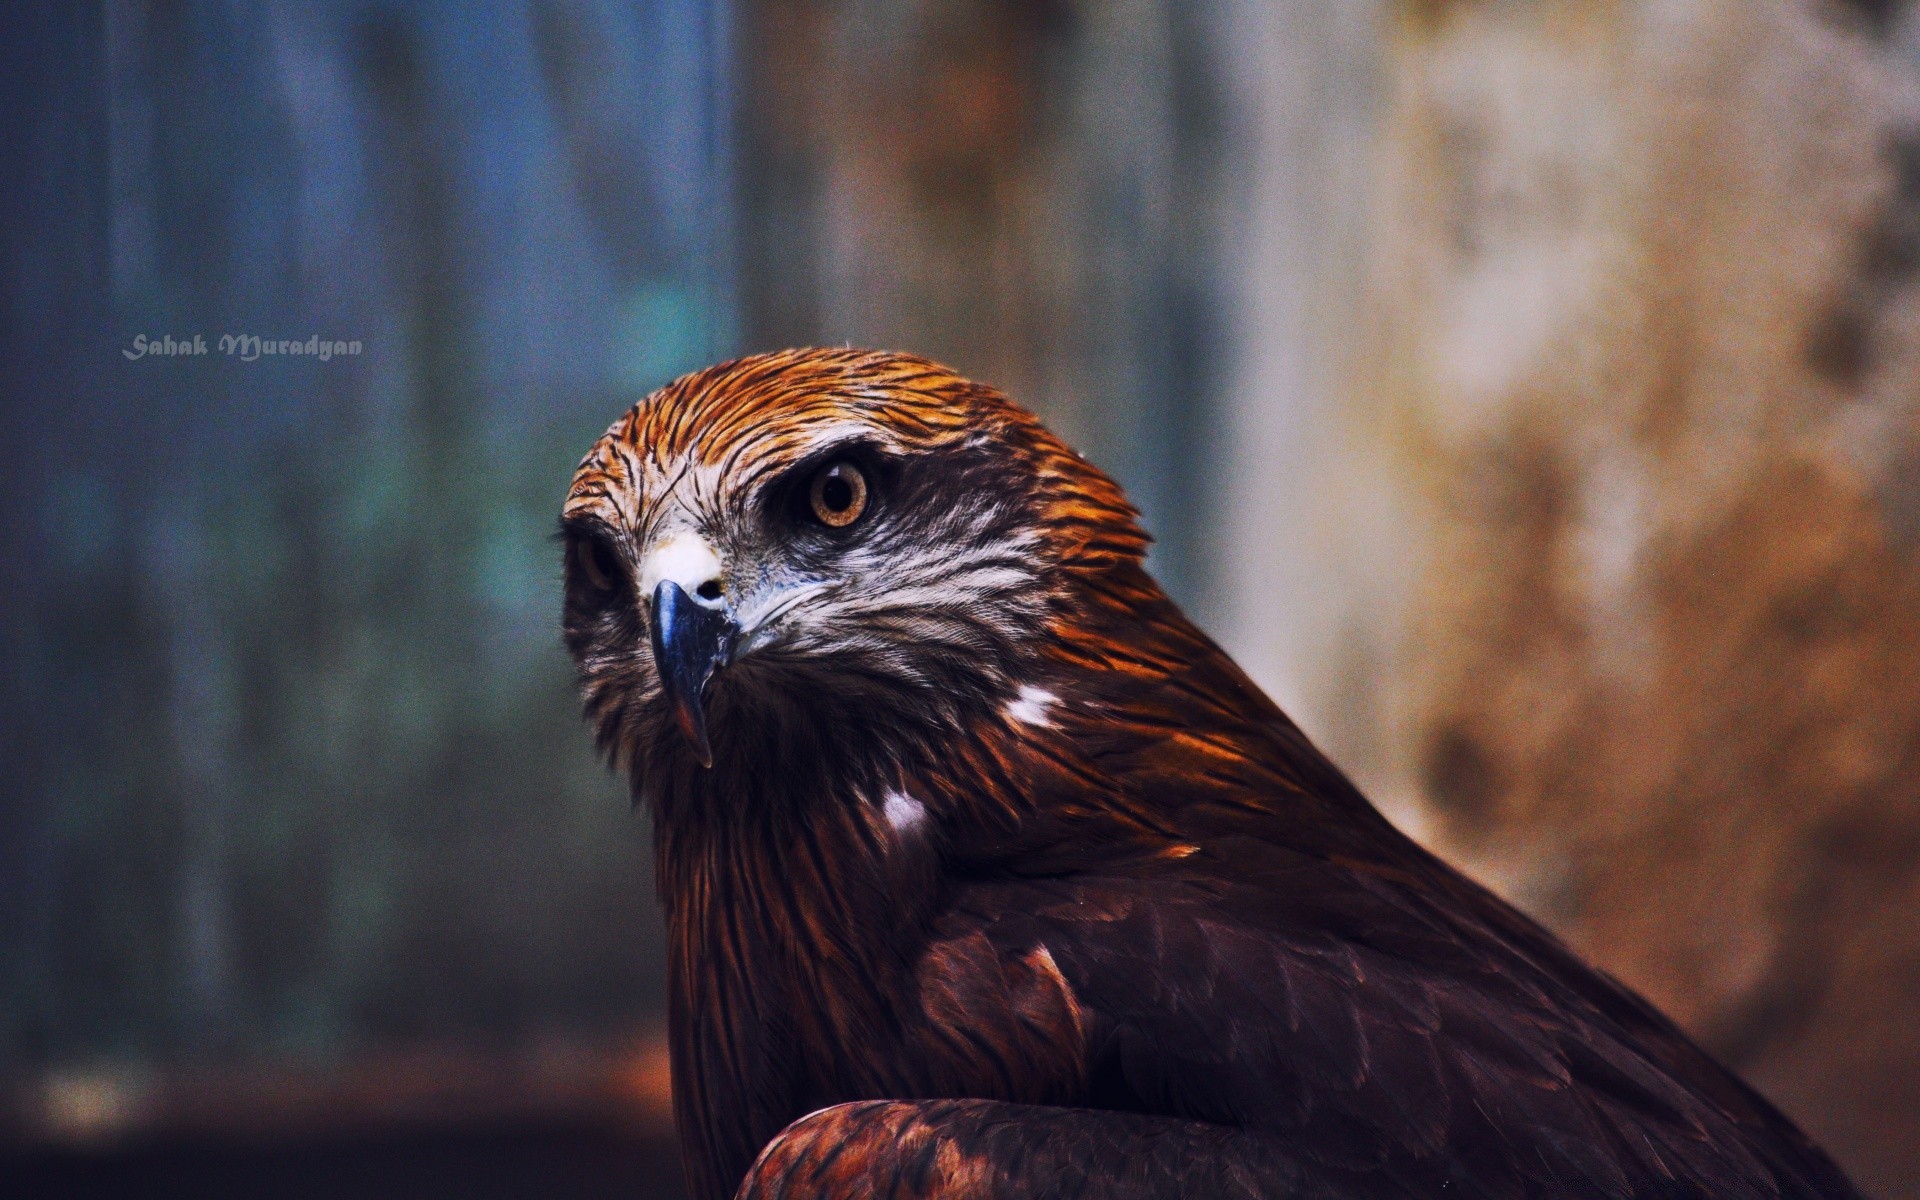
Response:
696,579,723,603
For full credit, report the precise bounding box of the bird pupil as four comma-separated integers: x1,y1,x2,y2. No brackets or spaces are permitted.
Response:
822,476,852,511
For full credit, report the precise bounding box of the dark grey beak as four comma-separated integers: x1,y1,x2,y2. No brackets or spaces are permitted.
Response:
649,580,736,768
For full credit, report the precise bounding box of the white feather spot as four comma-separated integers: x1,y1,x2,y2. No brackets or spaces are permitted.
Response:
1004,685,1057,729
640,531,724,604
883,790,926,834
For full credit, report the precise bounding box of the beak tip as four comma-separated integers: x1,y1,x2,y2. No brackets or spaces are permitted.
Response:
670,704,715,769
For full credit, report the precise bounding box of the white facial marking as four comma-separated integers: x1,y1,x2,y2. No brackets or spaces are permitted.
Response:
1004,685,1057,729
883,790,926,834
640,530,724,605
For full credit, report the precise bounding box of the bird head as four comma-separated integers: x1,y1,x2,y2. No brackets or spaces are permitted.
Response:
561,349,1146,793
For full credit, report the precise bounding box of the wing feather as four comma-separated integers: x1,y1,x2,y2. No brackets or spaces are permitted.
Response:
924,861,1840,1199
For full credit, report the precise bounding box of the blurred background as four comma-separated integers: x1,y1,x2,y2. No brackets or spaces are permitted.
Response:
7,0,1920,1196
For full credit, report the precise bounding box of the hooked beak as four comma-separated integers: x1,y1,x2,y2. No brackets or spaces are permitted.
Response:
649,580,737,768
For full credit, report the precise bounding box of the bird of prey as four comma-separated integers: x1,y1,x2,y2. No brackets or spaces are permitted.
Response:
560,349,1859,1200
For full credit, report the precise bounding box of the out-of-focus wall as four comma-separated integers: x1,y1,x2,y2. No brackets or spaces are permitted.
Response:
1206,0,1402,797
1221,1,1920,1193
1,0,737,1132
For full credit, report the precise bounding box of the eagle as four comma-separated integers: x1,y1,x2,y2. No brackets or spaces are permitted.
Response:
560,349,1859,1200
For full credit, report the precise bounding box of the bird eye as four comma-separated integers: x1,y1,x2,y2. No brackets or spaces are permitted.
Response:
574,536,622,593
808,460,869,528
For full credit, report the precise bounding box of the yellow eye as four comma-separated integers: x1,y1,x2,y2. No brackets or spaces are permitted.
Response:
574,537,620,592
808,460,869,528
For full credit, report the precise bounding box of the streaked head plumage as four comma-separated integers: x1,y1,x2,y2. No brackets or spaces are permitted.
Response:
560,348,1143,788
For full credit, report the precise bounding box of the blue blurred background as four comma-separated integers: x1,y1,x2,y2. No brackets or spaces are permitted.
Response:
2,3,1228,1195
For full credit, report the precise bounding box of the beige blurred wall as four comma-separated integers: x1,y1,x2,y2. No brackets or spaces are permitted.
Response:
1217,1,1920,1193
1207,0,1416,814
